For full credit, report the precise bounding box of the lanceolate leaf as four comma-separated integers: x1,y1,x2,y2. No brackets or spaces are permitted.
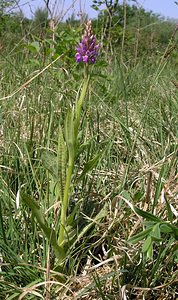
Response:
160,223,178,239
57,125,67,201
133,206,161,222
21,193,64,261
128,227,152,244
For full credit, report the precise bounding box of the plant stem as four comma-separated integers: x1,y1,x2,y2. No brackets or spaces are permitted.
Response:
74,73,90,139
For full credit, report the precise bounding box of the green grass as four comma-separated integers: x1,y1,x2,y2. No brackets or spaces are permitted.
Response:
0,31,177,299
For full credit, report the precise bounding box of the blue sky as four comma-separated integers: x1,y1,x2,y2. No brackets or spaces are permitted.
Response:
143,0,178,19
18,0,178,20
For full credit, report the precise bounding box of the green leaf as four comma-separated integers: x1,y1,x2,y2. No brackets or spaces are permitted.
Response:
160,223,173,234
142,236,152,253
56,125,67,201
133,206,161,222
41,149,58,178
128,228,152,244
171,225,178,240
150,223,161,241
21,193,45,225
122,191,132,201
30,41,40,52
26,41,40,53
67,200,82,226
153,163,169,211
160,223,178,240
134,191,144,201
147,243,153,259
91,5,100,11
21,193,64,261
143,221,156,228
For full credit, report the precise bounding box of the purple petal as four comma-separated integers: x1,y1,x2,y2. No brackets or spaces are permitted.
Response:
76,47,82,54
86,50,90,55
75,20,99,64
75,53,82,62
89,43,94,51
83,44,87,52
91,57,96,64
83,55,89,63
95,44,100,51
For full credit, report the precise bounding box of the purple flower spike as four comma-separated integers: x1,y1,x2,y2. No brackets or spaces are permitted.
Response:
75,20,99,64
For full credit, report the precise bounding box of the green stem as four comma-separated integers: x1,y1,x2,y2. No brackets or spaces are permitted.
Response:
74,69,90,139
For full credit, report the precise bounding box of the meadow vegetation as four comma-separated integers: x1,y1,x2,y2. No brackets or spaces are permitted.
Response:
0,1,178,299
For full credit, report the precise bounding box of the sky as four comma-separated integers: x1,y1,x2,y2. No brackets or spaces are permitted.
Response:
17,0,178,20
143,0,178,19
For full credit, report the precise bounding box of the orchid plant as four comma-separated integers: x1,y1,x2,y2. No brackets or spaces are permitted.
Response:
21,21,104,270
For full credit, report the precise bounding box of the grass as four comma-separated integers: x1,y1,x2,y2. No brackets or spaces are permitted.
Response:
0,27,178,299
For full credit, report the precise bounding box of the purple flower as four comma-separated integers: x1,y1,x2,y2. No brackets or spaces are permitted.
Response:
75,20,99,64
